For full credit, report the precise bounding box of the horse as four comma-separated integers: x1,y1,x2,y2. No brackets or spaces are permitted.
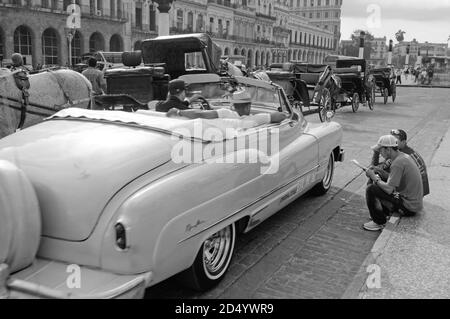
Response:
0,68,93,138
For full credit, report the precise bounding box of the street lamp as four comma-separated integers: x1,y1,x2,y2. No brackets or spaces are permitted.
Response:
65,1,81,67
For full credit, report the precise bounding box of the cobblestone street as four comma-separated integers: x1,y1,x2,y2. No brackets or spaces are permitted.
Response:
145,87,450,299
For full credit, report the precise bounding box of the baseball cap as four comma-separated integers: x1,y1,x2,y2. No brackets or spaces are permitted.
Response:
390,129,407,141
231,90,252,104
168,79,186,95
371,135,398,152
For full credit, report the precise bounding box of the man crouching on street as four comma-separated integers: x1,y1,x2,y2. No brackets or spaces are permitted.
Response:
363,135,423,231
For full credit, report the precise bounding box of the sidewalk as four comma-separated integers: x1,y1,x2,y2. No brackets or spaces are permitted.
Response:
343,126,450,298
397,74,450,88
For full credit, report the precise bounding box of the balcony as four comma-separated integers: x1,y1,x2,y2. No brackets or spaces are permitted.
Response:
0,2,128,22
273,26,291,35
207,0,237,9
170,26,196,35
255,12,277,21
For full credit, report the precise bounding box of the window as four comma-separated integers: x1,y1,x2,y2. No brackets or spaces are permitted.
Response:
176,10,183,30
326,0,329,4
42,28,58,65
310,0,314,6
316,12,320,18
335,10,339,17
325,11,328,18
318,0,321,5
149,5,156,31
13,26,32,56
135,7,142,29
42,0,49,8
309,12,313,18
187,12,194,32
71,31,82,65
196,14,204,32
209,17,214,33
110,0,115,18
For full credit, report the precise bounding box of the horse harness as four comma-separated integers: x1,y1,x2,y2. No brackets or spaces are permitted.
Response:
13,70,30,130
3,69,90,131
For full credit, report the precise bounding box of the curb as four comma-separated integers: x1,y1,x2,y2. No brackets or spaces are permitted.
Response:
341,213,401,299
397,84,450,89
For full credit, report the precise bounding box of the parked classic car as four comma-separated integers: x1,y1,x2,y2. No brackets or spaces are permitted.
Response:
0,73,344,298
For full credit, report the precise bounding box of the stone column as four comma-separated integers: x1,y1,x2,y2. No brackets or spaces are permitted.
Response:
154,0,173,36
358,31,365,59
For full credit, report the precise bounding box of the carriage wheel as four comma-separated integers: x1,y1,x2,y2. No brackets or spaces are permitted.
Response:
319,89,334,122
392,83,397,102
351,93,359,113
383,88,389,104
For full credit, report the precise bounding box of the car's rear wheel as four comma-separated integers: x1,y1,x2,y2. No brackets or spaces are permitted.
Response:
0,160,41,274
180,223,236,291
310,152,335,196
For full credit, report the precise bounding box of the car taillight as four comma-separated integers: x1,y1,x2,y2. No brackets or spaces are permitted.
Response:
115,223,127,250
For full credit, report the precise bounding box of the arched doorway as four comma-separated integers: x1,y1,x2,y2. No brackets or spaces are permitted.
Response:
13,25,33,65
42,28,59,66
234,48,239,55
255,51,259,68
71,30,82,65
89,32,105,52
224,47,230,56
109,34,123,52
247,49,252,68
266,51,270,66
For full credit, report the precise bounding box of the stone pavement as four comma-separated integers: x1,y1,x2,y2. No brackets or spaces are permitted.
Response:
343,125,450,298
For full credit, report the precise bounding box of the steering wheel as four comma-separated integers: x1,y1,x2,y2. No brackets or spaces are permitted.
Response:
192,95,211,110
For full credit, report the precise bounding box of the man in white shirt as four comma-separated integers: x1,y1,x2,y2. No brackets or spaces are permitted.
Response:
166,90,288,126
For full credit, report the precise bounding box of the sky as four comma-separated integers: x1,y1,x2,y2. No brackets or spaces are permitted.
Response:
340,0,450,44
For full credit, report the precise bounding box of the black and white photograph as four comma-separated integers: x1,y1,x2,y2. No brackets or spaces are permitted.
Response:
1,0,450,310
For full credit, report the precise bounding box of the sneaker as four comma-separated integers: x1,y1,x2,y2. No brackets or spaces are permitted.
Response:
363,221,385,231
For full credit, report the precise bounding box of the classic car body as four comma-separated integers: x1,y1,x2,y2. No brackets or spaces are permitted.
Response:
0,74,344,298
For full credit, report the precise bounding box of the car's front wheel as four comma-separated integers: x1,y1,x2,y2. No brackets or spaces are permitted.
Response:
310,152,335,196
180,223,236,291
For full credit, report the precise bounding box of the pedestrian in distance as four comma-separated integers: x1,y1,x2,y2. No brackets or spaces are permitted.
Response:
395,68,402,84
363,135,423,231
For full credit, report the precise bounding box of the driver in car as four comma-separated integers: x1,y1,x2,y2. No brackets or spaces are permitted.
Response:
155,79,203,112
166,90,289,125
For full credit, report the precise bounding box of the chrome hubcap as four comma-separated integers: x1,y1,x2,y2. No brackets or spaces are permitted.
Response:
202,226,233,280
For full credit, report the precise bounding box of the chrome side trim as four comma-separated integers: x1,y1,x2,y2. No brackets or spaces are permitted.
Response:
178,164,320,244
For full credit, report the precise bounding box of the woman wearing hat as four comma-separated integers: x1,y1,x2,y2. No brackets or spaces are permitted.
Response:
363,135,423,231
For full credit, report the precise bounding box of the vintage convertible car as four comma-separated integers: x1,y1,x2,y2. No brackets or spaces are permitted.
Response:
0,74,344,298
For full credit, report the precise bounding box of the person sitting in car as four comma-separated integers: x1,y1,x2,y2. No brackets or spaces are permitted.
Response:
166,90,289,125
155,79,203,113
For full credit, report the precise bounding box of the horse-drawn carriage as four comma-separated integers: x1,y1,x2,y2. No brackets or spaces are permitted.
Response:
264,62,338,122
369,67,396,104
332,58,375,113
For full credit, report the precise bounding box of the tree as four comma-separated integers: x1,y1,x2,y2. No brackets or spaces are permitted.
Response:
395,30,406,42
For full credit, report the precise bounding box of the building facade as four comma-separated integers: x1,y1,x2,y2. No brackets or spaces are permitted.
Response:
0,0,135,66
0,0,341,68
